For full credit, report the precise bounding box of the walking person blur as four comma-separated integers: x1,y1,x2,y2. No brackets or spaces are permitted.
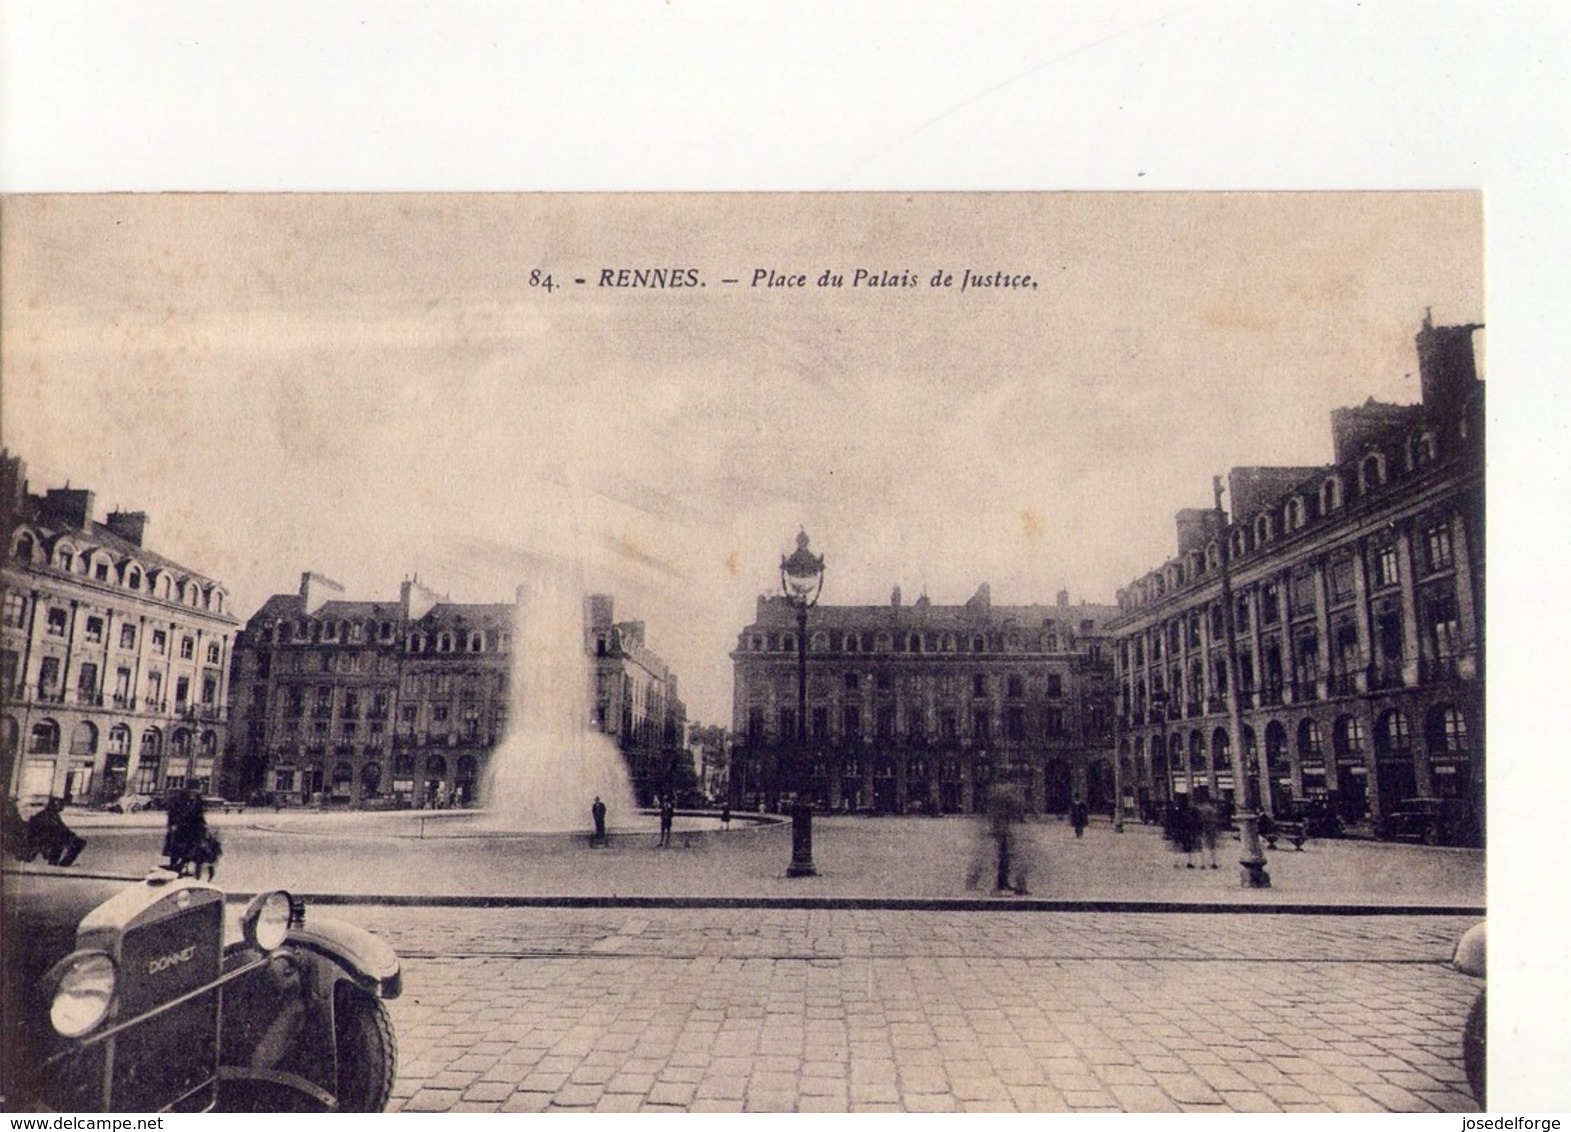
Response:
969,783,1030,895
1193,788,1221,869
1164,796,1201,868
1070,797,1089,839
590,795,607,846
720,800,731,831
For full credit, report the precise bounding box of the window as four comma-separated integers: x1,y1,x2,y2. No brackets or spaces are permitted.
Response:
1372,543,1400,588
1044,707,1065,738
972,674,987,698
1046,673,1063,698
1329,557,1357,602
1004,705,1025,740
119,623,136,650
972,710,991,743
2,593,25,628
939,710,957,740
433,705,450,723
1360,452,1387,492
1425,522,1455,572
175,676,190,705
95,560,110,581
1290,571,1317,617
127,567,142,590
1321,476,1344,513
1260,583,1280,626
207,641,221,664
842,705,861,739
46,608,68,636
152,629,168,654
179,636,194,660
844,672,859,692
1006,675,1024,699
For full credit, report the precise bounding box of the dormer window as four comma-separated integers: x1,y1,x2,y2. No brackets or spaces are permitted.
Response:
1321,475,1344,513
1255,513,1273,545
1359,451,1387,493
1285,496,1307,531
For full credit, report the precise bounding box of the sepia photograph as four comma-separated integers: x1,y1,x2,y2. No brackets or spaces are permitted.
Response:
3,0,1567,1120
2,190,1488,1113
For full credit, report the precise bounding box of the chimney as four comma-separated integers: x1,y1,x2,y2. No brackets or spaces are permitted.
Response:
105,510,149,547
399,575,440,622
1056,589,1069,609
301,571,347,615
890,585,902,607
42,487,95,531
1416,311,1483,423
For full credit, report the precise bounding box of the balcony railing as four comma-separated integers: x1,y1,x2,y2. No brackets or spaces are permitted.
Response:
1206,695,1223,714
75,690,105,707
1184,700,1201,718
1368,664,1405,691
1259,685,1283,707
1328,673,1358,698
1420,656,1461,683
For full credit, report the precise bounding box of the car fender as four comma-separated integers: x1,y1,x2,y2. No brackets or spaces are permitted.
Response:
287,917,401,999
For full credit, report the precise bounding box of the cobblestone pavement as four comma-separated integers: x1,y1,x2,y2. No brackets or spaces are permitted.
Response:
324,905,1482,1113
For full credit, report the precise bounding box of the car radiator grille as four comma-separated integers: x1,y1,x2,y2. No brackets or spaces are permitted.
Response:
110,897,223,1111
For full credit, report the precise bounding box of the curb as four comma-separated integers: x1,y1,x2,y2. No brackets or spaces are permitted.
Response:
232,892,1485,916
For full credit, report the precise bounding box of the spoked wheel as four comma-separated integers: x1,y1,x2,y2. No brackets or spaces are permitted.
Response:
333,985,398,1112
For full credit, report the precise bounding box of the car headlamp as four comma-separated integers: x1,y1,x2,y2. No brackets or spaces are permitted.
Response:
48,950,117,1038
241,890,296,951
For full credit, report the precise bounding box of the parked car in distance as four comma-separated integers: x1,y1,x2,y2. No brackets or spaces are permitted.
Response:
103,793,156,814
202,795,245,814
1,863,402,1112
1380,797,1477,847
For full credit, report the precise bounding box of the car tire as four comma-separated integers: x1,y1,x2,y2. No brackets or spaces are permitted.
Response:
333,986,397,1112
1463,988,1485,1106
128,802,142,813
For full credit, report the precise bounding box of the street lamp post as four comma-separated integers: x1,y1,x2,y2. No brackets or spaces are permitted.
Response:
781,530,825,878
1215,476,1270,888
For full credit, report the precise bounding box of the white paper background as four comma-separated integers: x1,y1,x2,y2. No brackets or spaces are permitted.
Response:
3,0,1566,1113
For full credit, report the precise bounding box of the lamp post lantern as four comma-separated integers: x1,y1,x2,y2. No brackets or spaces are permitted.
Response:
780,529,824,878
1214,477,1270,888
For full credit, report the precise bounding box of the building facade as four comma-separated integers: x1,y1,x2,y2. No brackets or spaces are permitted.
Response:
2,454,238,803
730,584,1118,816
585,594,692,805
1109,316,1483,844
229,579,688,809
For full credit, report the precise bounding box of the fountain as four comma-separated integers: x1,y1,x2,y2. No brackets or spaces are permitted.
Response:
479,572,640,833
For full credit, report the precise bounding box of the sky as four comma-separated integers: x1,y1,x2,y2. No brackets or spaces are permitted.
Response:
2,192,1481,725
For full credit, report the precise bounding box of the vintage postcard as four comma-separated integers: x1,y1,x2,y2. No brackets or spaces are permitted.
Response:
2,191,1488,1113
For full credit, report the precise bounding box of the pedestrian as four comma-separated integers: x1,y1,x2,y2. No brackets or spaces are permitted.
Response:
28,797,87,867
974,783,1030,895
1070,798,1089,839
1164,797,1200,868
658,795,675,847
1193,788,1221,869
720,800,731,831
591,795,607,846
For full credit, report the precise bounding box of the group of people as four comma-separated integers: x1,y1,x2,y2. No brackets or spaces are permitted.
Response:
587,795,734,848
1162,791,1223,868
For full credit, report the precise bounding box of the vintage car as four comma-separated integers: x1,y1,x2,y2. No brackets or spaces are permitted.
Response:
1380,796,1477,847
1452,921,1485,1106
1,864,402,1112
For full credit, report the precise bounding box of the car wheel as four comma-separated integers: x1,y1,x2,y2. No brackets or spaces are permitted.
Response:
1463,988,1485,1106
128,802,142,813
334,986,397,1112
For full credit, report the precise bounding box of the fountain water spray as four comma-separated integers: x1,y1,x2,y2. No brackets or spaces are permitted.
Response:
480,570,639,833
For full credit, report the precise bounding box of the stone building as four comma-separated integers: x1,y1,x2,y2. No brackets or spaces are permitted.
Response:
585,594,692,805
730,584,1118,816
2,453,238,803
229,579,687,809
1109,315,1484,844
227,574,511,808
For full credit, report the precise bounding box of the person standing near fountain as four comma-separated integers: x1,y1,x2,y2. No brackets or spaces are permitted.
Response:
591,796,607,846
658,796,675,847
